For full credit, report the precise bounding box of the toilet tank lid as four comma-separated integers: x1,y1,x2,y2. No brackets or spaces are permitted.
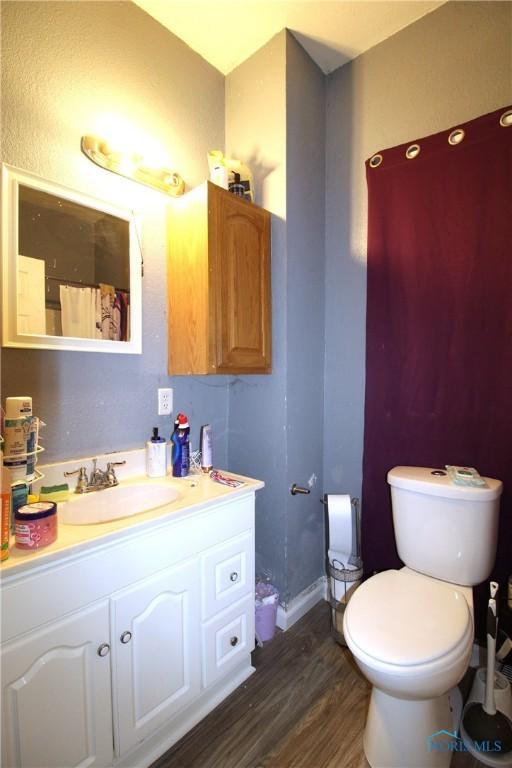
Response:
387,466,503,501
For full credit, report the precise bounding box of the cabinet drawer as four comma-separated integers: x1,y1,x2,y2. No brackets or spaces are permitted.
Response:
202,596,254,689
202,531,253,620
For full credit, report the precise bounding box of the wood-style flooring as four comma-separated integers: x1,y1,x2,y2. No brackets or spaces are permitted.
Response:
151,601,483,768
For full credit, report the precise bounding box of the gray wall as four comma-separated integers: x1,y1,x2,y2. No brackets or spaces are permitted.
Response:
323,0,512,501
1,0,229,463
225,32,289,595
226,32,326,604
285,34,326,599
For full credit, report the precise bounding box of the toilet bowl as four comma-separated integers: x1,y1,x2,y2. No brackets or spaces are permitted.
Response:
342,466,503,768
344,568,474,768
344,568,474,699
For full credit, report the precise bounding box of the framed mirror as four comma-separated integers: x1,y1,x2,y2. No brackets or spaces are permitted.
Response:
2,164,142,353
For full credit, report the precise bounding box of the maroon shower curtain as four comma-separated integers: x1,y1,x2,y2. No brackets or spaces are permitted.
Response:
362,106,512,637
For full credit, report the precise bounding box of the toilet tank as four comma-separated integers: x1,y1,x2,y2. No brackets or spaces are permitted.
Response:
387,467,502,586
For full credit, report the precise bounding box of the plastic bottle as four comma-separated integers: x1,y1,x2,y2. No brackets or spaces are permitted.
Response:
171,413,190,477
3,397,32,482
1,451,11,561
146,427,167,478
229,172,245,197
200,424,213,473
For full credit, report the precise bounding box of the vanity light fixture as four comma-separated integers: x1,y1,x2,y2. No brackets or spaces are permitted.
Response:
81,135,185,196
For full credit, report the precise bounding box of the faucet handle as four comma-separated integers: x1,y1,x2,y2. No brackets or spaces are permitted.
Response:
64,466,89,493
64,466,87,478
106,460,126,485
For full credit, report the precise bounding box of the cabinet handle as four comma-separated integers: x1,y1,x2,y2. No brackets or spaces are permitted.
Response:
230,572,239,582
120,631,132,644
97,642,110,657
230,636,239,647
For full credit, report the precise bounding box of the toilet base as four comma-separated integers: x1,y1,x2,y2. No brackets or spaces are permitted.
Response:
364,687,454,768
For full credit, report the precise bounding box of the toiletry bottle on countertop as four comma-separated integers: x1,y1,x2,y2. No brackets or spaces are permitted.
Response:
1,451,11,561
3,396,32,482
171,413,190,477
200,424,213,473
146,427,167,478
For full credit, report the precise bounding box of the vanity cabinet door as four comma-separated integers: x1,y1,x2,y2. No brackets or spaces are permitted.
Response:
201,531,254,620
111,558,201,756
202,595,254,689
1,601,113,768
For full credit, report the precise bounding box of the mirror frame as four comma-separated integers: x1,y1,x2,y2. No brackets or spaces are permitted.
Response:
2,164,142,353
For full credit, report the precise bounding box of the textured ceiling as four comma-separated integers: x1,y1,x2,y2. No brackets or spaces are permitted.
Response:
133,0,446,75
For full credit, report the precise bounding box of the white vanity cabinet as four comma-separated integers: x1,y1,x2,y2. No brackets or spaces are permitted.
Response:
112,558,201,755
1,489,257,768
1,601,114,768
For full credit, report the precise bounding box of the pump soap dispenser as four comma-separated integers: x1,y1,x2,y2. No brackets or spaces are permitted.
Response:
146,427,167,478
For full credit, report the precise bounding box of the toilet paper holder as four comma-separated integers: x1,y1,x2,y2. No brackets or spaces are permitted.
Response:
322,494,363,647
321,494,362,566
290,484,311,495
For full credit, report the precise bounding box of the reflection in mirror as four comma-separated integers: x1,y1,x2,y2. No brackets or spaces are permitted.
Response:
2,165,142,353
18,185,130,340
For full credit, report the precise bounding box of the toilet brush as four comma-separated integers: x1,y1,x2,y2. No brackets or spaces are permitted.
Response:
461,582,512,760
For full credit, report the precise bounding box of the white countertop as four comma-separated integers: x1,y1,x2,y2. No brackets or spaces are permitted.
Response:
1,470,264,579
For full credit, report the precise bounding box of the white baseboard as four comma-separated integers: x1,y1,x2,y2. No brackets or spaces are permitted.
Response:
276,576,327,631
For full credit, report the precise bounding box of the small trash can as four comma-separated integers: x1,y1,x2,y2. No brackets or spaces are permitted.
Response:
255,582,279,642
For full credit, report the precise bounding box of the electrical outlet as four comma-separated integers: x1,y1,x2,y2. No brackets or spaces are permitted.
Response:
158,388,173,416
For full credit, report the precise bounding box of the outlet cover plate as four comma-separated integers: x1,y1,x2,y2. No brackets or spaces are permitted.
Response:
158,388,173,416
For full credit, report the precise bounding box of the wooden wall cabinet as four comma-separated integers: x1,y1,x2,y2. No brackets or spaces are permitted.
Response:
167,182,271,375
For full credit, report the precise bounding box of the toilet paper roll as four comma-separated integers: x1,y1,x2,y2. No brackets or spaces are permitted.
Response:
328,548,353,569
326,494,353,554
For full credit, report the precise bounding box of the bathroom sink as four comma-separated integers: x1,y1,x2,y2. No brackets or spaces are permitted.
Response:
59,482,180,525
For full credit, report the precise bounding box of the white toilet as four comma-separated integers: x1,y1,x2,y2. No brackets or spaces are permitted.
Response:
343,466,503,768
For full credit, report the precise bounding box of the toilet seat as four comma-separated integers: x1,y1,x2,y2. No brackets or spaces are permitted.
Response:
344,569,472,669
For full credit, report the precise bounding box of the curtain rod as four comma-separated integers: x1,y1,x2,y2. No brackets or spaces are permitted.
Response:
45,275,129,293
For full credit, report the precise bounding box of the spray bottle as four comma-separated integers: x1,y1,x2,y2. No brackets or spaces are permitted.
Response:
171,413,190,477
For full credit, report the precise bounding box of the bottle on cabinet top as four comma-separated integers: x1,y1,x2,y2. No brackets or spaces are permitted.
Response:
228,172,245,197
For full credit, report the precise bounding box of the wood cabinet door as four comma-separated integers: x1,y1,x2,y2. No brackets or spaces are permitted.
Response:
210,188,271,373
111,559,201,756
1,601,113,768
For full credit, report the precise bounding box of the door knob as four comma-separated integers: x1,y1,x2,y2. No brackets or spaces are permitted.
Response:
97,643,110,657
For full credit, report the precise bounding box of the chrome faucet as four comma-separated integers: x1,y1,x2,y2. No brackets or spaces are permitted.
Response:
65,459,126,494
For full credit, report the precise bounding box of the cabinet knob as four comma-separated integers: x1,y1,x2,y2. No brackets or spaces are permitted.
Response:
120,631,132,644
230,572,239,582
230,636,239,647
97,642,110,657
